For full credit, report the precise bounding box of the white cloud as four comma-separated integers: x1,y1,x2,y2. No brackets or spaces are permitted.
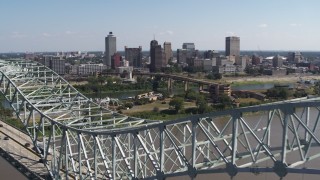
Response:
258,24,268,28
290,23,301,27
42,32,53,37
11,32,27,38
65,30,76,35
159,30,174,35
226,31,236,36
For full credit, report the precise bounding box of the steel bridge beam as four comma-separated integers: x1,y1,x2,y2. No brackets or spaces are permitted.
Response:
1,59,320,179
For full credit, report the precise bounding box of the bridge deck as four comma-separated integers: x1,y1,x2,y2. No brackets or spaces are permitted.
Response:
0,120,49,179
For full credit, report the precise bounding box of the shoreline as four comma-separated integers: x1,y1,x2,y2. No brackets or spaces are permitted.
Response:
225,74,320,84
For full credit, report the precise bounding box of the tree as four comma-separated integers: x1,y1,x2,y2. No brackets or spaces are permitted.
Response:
213,94,233,110
266,87,290,100
206,73,222,80
196,95,211,114
185,89,198,100
124,102,134,109
169,97,184,113
314,82,320,95
152,75,161,91
214,73,222,80
153,106,160,113
152,80,159,91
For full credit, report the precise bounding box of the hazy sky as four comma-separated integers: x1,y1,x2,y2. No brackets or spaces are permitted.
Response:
1,0,319,52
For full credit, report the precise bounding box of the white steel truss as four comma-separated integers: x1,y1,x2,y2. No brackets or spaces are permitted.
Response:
1,59,320,179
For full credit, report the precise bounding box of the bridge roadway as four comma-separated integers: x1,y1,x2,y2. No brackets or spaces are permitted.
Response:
0,120,49,179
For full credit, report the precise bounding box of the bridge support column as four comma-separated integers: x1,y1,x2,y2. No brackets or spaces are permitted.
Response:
167,78,173,95
227,112,239,177
184,81,189,92
274,107,293,178
188,120,198,179
305,107,310,140
199,84,203,91
128,71,133,80
158,126,165,180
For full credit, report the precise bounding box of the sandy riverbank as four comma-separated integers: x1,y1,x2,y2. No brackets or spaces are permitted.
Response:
224,74,320,84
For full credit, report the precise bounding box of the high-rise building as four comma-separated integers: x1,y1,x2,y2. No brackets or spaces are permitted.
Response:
182,43,195,51
39,55,65,75
287,52,303,63
177,49,187,64
181,43,197,65
125,46,142,67
163,42,172,63
204,50,219,59
105,32,116,67
111,53,122,69
225,36,240,62
251,54,261,65
150,40,159,72
51,59,65,75
273,55,284,68
150,40,166,72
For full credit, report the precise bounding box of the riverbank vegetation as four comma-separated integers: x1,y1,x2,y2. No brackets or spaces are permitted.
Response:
0,97,25,130
70,75,319,121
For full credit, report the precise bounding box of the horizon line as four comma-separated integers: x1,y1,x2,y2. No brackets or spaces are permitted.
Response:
2,49,320,54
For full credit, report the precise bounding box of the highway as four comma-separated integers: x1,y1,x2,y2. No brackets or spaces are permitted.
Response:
0,120,49,179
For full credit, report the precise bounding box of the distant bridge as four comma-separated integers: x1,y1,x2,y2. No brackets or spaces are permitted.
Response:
99,71,230,94
1,59,320,179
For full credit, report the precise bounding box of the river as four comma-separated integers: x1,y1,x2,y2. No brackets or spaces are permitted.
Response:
0,156,27,180
169,107,320,180
1,108,320,179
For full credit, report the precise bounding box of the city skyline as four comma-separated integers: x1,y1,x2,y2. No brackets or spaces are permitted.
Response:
1,0,320,52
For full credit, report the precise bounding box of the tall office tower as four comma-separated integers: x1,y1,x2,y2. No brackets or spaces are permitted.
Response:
111,53,122,69
163,42,172,63
177,49,187,63
40,55,65,75
251,54,261,65
287,52,302,63
51,59,65,75
182,43,195,51
273,55,283,68
150,40,165,72
182,43,197,65
225,36,240,62
125,46,142,67
105,32,117,67
150,40,158,72
204,50,219,59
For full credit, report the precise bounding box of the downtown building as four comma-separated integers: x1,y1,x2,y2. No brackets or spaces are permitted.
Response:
125,46,142,67
287,52,303,63
150,40,166,72
105,32,116,68
111,53,122,69
177,43,197,65
177,49,188,64
163,42,173,63
39,55,65,75
77,64,108,75
225,36,240,62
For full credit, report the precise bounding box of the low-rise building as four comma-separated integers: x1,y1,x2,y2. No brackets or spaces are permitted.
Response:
209,84,231,102
77,64,107,75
